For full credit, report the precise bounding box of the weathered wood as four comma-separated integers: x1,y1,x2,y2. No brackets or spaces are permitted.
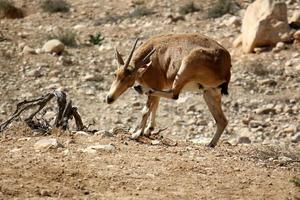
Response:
0,91,86,133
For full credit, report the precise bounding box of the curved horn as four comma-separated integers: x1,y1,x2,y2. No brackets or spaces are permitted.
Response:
124,38,139,69
114,48,124,65
135,48,156,69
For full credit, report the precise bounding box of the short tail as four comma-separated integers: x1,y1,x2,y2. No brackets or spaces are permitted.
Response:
218,82,229,96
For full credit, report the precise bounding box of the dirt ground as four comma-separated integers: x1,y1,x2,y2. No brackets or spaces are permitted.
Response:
0,124,299,199
0,0,300,199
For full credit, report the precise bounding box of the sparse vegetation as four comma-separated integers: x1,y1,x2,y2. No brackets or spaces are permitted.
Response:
246,62,270,77
291,177,300,188
89,33,105,45
47,29,76,47
207,0,232,18
0,0,24,19
179,1,200,15
94,7,155,25
94,14,125,26
41,0,70,13
0,31,5,42
129,6,155,18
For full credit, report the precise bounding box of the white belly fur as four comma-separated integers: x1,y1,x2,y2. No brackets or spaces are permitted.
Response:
136,81,202,94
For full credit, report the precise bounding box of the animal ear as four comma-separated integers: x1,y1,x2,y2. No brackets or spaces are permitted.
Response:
135,48,156,69
115,48,124,66
137,61,152,77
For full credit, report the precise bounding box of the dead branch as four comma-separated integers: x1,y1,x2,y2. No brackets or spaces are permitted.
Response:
0,31,6,42
0,91,86,133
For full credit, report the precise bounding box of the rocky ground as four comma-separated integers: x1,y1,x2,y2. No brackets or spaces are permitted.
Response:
0,0,299,199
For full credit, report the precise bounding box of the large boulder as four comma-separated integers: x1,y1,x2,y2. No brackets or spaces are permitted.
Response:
241,0,291,53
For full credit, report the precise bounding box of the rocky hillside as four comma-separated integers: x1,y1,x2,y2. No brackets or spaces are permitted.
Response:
0,0,299,199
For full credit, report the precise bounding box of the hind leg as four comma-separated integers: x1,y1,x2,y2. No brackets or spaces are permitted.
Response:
203,88,228,147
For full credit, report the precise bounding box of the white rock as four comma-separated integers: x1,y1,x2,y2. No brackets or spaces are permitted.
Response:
42,39,65,54
22,46,36,54
291,132,300,143
82,144,116,154
233,34,242,47
35,48,45,54
94,130,114,137
151,140,161,145
34,138,63,151
293,30,300,41
73,24,86,30
83,73,103,82
241,0,291,53
278,156,292,162
190,137,211,145
272,42,285,52
75,131,90,136
225,16,241,27
290,11,300,24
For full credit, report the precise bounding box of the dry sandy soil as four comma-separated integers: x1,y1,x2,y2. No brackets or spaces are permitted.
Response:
0,0,300,199
0,124,299,199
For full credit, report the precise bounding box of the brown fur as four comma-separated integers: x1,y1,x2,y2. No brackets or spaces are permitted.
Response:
107,33,232,147
133,33,231,92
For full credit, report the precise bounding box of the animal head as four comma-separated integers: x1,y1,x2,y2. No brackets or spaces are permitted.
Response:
106,38,155,104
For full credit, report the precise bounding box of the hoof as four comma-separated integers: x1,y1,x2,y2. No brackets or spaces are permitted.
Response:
144,126,154,136
207,142,216,148
130,130,143,140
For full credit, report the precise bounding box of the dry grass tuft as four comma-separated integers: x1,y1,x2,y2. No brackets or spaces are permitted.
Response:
41,0,70,13
47,29,77,47
0,0,24,19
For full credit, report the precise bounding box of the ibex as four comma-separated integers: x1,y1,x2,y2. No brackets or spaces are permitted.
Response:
106,33,231,147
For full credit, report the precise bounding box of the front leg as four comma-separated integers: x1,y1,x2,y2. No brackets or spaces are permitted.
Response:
144,97,160,136
131,96,157,139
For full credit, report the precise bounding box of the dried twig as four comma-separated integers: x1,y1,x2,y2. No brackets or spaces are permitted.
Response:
0,31,6,42
0,91,86,133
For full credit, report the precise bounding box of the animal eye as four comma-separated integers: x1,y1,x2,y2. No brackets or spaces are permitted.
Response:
113,73,116,78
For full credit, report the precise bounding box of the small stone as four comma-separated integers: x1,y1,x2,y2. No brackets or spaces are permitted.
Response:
151,140,160,145
237,136,251,144
249,120,263,128
293,30,300,41
290,11,300,24
278,156,292,163
255,107,276,115
224,16,241,27
73,24,86,30
35,48,44,54
274,104,283,113
22,46,36,54
82,144,116,153
83,73,103,82
190,137,211,145
42,39,65,54
282,126,296,134
291,132,300,143
39,189,51,197
75,131,90,136
272,42,285,52
94,130,114,137
85,89,96,96
34,138,63,151
233,34,242,47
